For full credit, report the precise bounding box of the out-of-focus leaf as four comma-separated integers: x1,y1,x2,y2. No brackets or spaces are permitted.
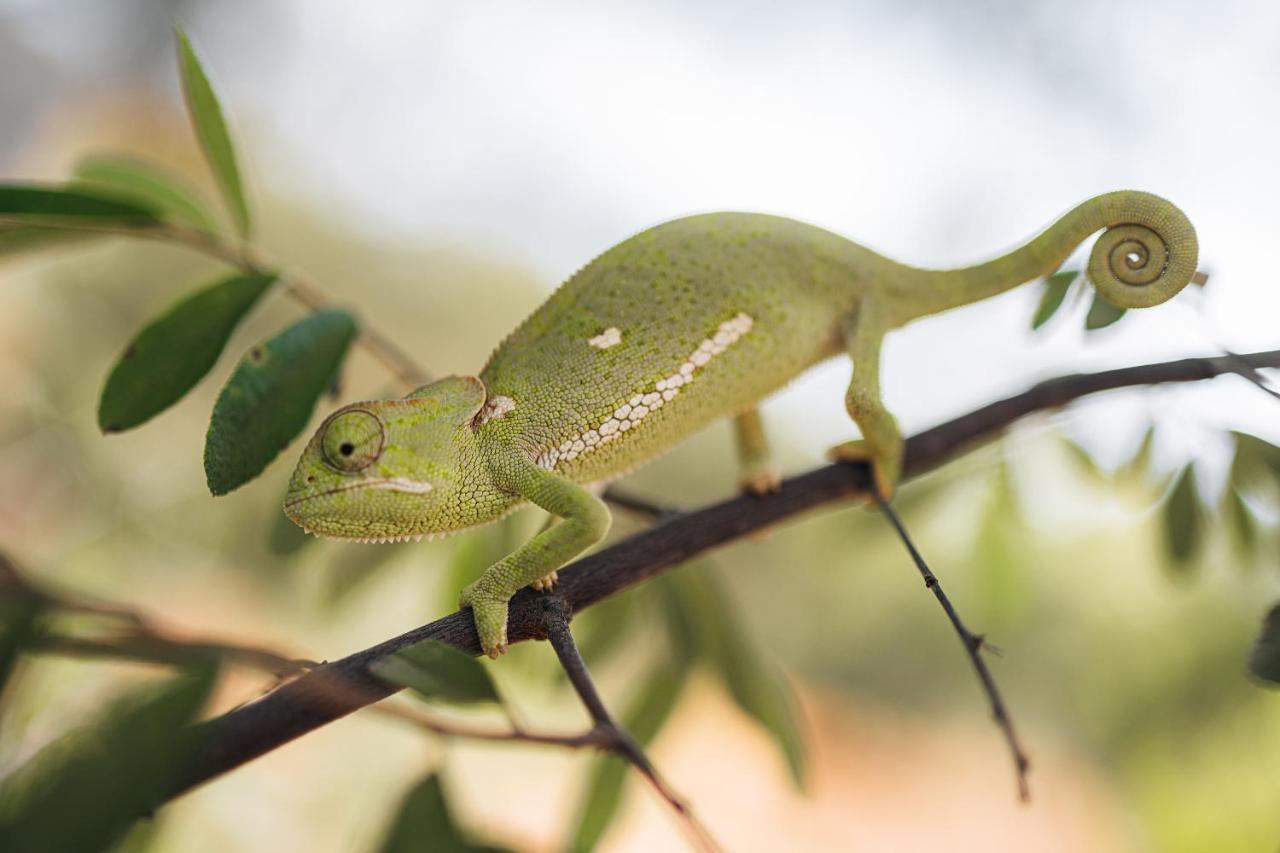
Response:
0,185,159,221
1031,270,1077,330
1248,605,1280,685
441,516,523,608
1121,424,1157,480
176,29,251,237
569,662,687,852
1222,487,1258,559
0,594,43,699
1084,292,1127,331
972,460,1028,627
267,507,314,557
1161,464,1203,569
659,569,806,786
0,225,99,258
573,589,635,668
98,272,277,432
1060,434,1107,482
1230,432,1280,492
378,772,508,853
323,542,412,605
204,309,356,495
73,155,215,231
372,640,502,706
0,665,215,853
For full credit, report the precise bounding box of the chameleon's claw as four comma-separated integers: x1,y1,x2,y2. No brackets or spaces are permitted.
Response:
530,570,559,592
827,439,901,501
459,583,510,658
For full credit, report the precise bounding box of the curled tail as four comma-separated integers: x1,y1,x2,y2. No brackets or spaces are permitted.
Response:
895,190,1200,319
1078,191,1199,308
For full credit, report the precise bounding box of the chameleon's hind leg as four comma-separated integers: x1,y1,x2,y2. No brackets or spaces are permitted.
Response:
735,407,781,494
827,303,903,499
459,458,610,657
530,514,560,591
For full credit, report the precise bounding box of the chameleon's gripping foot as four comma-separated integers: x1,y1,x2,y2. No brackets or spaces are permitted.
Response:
740,466,782,496
828,439,900,501
530,570,559,592
458,584,510,658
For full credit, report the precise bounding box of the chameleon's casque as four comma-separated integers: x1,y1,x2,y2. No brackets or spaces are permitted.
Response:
286,191,1200,656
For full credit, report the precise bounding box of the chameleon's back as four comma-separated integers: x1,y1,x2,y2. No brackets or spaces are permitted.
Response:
477,212,871,484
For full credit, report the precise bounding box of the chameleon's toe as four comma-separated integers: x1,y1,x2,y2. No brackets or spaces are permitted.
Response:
530,570,559,592
740,466,782,496
827,439,901,500
458,583,510,658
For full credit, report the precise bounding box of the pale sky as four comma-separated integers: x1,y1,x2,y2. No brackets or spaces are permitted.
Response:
4,0,1279,480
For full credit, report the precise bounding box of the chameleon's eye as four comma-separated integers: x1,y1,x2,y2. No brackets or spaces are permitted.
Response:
321,410,384,472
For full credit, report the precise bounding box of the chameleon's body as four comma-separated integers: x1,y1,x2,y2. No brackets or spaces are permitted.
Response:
285,191,1199,656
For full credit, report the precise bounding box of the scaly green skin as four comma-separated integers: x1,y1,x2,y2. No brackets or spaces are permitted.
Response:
285,190,1199,656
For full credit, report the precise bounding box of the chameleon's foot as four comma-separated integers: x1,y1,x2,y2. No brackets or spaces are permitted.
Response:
458,583,510,658
740,466,782,496
530,570,559,592
828,439,901,501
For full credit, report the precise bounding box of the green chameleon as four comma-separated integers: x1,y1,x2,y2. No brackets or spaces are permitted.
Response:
285,190,1199,657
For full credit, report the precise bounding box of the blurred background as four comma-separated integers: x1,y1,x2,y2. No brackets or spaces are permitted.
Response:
2,1,1280,850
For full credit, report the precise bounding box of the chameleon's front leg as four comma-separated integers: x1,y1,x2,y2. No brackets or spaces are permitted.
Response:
459,457,611,657
734,407,781,494
827,303,904,498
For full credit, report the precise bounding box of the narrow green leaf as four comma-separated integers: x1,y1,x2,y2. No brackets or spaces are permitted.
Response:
1161,464,1203,569
1121,424,1157,480
74,154,216,231
0,184,159,221
98,272,277,432
663,569,807,787
323,542,413,606
570,662,687,852
372,640,502,706
0,225,100,258
267,507,315,557
1248,604,1280,685
378,772,508,853
0,594,43,700
0,665,215,853
1031,270,1077,330
203,309,357,495
1084,292,1127,331
176,29,251,237
1060,434,1107,482
1231,432,1280,491
1222,487,1258,558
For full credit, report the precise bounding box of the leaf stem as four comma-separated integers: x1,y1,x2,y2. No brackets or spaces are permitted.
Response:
0,216,431,389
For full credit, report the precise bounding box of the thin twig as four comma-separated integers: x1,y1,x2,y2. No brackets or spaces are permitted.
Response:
542,598,721,853
870,489,1032,801
603,487,681,522
0,217,431,388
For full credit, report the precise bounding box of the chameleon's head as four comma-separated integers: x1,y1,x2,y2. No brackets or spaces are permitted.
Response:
284,375,493,542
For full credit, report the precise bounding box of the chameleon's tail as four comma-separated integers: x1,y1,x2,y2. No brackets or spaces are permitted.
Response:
1073,190,1199,309
900,191,1200,317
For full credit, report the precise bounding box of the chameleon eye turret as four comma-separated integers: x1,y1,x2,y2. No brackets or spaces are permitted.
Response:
321,409,384,472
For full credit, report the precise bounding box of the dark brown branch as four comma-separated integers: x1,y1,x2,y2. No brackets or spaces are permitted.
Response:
163,348,1280,805
872,491,1031,800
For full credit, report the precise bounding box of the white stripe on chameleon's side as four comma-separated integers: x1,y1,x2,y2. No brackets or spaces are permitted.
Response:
537,312,754,470
588,327,623,349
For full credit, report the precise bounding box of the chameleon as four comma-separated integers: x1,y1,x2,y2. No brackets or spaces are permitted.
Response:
284,190,1199,657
